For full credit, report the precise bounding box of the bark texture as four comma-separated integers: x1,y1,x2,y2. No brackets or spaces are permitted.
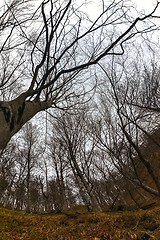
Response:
0,95,52,151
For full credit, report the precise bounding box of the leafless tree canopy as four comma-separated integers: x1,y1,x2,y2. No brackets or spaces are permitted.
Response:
1,0,160,212
0,0,159,150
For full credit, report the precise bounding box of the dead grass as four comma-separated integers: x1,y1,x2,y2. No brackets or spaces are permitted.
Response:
0,206,160,239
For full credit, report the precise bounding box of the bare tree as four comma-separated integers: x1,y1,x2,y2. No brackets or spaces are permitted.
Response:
95,60,160,198
48,140,69,212
50,107,102,212
15,122,43,212
0,0,159,151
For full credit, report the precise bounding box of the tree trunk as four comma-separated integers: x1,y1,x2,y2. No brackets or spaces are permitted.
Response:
54,162,68,211
0,94,52,151
68,143,102,212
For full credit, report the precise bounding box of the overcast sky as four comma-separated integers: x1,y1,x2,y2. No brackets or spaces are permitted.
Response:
82,0,160,20
133,0,157,10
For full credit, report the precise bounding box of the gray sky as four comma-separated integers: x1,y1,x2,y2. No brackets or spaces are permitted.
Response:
81,0,160,21
133,0,157,11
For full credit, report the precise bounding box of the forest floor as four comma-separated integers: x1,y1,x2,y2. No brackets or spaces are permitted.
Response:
1,205,160,239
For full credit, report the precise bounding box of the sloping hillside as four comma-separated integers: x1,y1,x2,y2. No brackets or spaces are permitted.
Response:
1,206,160,239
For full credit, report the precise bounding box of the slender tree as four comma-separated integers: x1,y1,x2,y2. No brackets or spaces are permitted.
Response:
16,122,43,212
50,107,102,212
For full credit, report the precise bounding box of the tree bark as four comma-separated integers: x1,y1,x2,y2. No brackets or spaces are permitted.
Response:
0,95,52,151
